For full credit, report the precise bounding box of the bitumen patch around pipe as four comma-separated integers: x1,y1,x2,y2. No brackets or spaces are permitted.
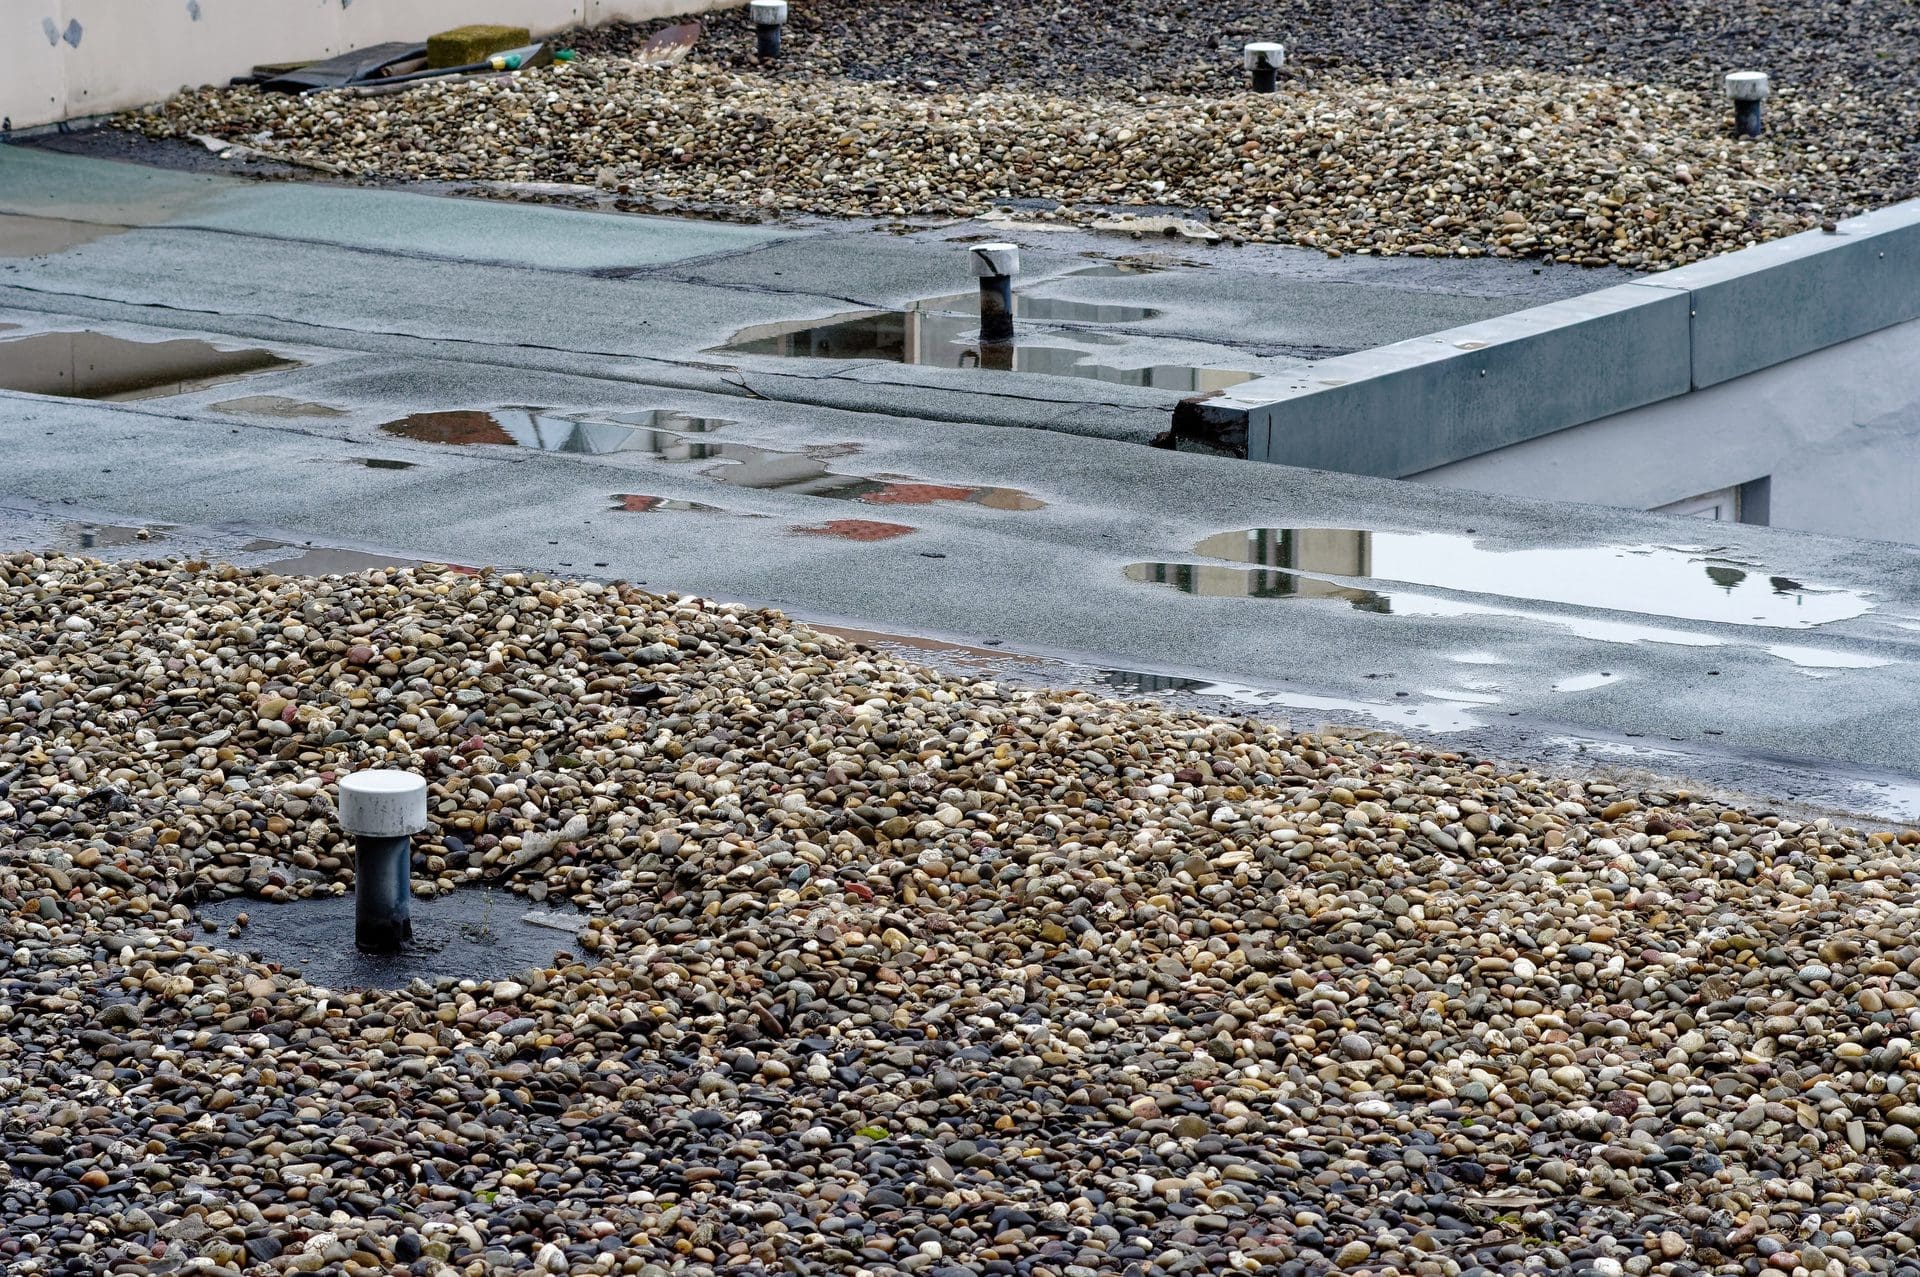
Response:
195,889,591,990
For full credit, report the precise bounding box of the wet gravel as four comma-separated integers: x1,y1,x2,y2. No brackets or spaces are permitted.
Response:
121,0,1920,269
5,551,1920,1274
133,60,1825,270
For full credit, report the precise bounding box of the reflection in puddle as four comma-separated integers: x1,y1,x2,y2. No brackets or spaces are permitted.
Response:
605,409,730,431
910,290,1160,323
792,519,916,541
213,395,346,419
358,458,416,470
381,410,518,447
1125,558,1803,647
1093,667,1486,734
1125,561,1390,612
1152,527,1870,630
0,331,295,401
720,310,1254,393
382,407,731,452
382,407,1045,508
0,213,126,258
1554,672,1622,692
610,493,723,513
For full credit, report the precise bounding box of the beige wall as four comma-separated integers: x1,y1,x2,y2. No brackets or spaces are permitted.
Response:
3,0,742,131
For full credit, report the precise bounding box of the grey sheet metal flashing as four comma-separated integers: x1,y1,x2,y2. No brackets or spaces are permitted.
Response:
1212,197,1920,474
1234,281,1689,477
1655,201,1920,388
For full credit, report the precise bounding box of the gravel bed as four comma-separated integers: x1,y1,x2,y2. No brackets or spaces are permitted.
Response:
119,0,1920,268
4,552,1920,1275
573,0,1920,102
578,0,1920,213
134,57,1839,269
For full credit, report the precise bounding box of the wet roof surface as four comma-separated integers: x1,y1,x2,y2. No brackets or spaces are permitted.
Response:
1,143,1917,808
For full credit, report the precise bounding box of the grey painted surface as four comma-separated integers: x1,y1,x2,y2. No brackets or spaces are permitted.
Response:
1216,197,1920,475
1233,282,1690,476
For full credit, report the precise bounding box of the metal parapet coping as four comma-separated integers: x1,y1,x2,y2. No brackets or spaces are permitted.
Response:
1195,200,1920,478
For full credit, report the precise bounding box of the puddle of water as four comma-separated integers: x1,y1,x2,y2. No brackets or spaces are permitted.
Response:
793,519,916,541
1451,651,1508,665
719,310,1255,393
0,213,126,258
1766,644,1896,671
1381,590,1727,649
380,409,518,447
1844,781,1920,824
384,408,734,453
604,409,730,433
58,521,173,553
857,482,1045,509
910,290,1160,323
358,457,417,470
81,523,164,548
0,331,294,401
1123,561,1391,612
195,889,589,991
1172,528,1869,630
213,394,346,418
1127,560,1736,649
1554,671,1623,692
610,493,724,513
383,407,1046,508
1543,735,1694,764
682,444,1030,505
1093,667,1485,734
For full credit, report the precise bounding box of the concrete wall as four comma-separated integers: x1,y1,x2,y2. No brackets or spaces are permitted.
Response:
1,0,740,131
1199,198,1920,481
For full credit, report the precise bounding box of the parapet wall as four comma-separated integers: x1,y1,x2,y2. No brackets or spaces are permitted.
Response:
2,0,740,133
1195,200,1920,475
